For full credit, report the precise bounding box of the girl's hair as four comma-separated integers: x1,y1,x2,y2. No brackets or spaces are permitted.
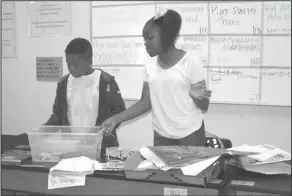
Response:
146,9,182,51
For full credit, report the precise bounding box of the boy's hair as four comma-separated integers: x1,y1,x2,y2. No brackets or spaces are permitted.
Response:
146,9,182,51
65,38,93,60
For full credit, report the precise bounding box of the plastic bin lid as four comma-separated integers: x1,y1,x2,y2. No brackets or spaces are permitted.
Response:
28,126,104,135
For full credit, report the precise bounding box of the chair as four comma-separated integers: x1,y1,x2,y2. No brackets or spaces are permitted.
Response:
205,132,232,149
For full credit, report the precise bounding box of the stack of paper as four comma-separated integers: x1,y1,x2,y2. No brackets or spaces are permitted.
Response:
229,144,291,175
230,144,291,165
243,162,291,175
139,146,255,176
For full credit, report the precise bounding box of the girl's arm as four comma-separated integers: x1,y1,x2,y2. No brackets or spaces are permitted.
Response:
114,82,151,124
102,82,151,136
189,80,211,112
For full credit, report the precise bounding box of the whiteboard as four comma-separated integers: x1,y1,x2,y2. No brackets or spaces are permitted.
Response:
92,1,153,7
263,2,291,35
209,2,262,34
176,36,208,66
156,3,208,34
210,36,261,67
262,36,291,68
208,68,260,104
99,67,144,100
91,1,291,105
261,69,291,106
92,37,149,65
92,5,155,37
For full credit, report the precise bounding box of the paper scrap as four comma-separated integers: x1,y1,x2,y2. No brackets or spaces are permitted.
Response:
48,173,86,189
164,187,188,196
181,156,220,176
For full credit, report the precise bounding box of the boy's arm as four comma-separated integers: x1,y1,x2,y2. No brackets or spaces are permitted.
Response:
44,84,62,125
106,80,126,122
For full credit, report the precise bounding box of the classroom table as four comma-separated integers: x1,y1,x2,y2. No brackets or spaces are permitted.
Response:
2,161,291,196
1,134,291,196
2,164,219,195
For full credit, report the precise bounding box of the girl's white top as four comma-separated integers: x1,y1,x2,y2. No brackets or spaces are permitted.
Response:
143,53,206,139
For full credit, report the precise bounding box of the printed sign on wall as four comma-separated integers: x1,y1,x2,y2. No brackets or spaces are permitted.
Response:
36,57,63,81
2,1,17,58
28,1,72,37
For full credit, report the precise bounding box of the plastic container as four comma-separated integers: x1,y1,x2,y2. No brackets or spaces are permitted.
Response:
27,126,104,162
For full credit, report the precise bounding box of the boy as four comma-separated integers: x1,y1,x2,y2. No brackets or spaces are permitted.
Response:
44,38,126,160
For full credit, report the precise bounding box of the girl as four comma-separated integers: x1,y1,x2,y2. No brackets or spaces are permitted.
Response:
102,9,211,147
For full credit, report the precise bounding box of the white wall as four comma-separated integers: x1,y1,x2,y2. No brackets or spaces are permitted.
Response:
2,2,291,152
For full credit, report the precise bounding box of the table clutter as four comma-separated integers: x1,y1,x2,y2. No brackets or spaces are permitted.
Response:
1,129,291,194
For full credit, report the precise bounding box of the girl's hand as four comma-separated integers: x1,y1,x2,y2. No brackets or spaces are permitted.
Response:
189,82,212,100
101,117,117,137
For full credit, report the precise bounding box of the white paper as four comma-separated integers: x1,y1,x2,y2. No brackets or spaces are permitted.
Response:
27,1,72,37
230,144,291,165
137,160,159,170
243,162,291,175
48,173,86,189
181,156,220,176
140,147,166,169
50,156,99,173
48,156,99,189
2,1,16,58
164,187,188,196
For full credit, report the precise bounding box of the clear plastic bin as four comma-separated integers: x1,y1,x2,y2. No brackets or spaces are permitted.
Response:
27,126,104,162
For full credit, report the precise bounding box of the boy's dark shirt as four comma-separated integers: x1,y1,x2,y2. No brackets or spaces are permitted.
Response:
44,69,126,158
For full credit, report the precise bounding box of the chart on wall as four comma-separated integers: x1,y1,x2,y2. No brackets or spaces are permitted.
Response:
2,1,17,58
91,1,291,106
27,1,72,37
